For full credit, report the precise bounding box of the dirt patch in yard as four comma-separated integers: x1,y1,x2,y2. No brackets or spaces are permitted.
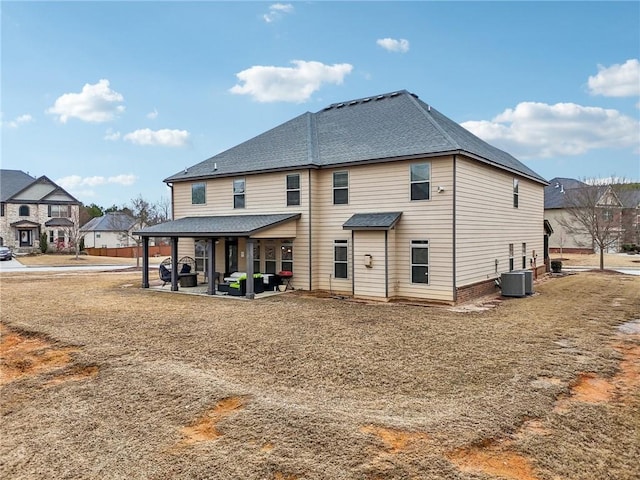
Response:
1,269,638,479
176,396,246,447
446,440,540,480
0,324,82,385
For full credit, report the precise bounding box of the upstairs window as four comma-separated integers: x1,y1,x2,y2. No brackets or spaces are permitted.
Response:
49,205,71,217
233,178,245,208
513,179,519,208
286,174,301,206
334,240,348,279
410,163,430,201
192,182,206,205
333,171,349,205
19,205,30,217
603,209,613,221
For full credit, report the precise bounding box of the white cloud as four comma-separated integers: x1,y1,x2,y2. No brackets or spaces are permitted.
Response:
47,79,125,123
1,113,34,128
263,3,293,23
461,101,640,159
588,59,640,97
56,174,137,190
107,174,137,186
230,60,353,103
123,128,190,147
376,38,410,53
104,128,121,141
146,108,158,120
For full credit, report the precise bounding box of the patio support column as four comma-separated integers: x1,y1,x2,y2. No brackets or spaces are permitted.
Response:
142,236,149,288
245,237,255,299
170,237,179,292
207,237,216,295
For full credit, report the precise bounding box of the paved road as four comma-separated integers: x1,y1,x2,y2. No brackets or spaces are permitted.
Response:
0,257,144,273
562,266,640,276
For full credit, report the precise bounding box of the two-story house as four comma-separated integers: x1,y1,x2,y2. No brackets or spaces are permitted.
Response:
137,90,548,303
0,169,80,253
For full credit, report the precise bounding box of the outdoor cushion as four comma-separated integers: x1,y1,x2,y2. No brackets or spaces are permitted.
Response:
180,263,191,274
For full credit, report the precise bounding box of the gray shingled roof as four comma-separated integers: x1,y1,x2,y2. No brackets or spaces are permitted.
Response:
0,169,36,202
81,212,136,232
544,177,587,209
165,90,547,185
343,212,403,230
45,218,74,227
134,213,301,237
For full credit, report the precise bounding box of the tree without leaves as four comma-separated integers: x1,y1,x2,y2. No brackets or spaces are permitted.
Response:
557,178,627,270
59,208,85,260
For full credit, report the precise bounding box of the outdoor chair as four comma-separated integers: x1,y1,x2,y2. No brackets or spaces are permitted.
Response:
158,256,198,287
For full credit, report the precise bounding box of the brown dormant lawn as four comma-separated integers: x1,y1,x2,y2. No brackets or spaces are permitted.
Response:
1,270,638,480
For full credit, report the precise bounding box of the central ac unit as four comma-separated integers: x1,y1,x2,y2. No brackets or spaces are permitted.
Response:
501,272,526,297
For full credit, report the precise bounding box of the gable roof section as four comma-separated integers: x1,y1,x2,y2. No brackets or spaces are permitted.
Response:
81,212,137,232
134,213,301,238
0,170,79,204
165,90,547,185
0,169,36,202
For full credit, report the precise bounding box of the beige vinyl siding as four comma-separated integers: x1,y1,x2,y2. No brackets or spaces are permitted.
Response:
545,208,592,251
455,157,544,287
172,170,310,290
352,231,387,298
311,157,454,302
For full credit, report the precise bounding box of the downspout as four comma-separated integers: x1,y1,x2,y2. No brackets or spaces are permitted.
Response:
351,230,355,296
308,169,312,291
385,230,389,298
452,155,457,302
168,183,174,220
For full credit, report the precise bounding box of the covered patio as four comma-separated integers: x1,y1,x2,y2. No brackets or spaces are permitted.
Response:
134,213,300,299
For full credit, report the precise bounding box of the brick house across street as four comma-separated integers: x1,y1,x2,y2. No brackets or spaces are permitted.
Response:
0,169,80,253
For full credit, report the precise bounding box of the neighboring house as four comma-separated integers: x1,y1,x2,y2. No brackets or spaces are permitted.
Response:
544,177,640,254
137,90,548,303
81,212,138,248
0,169,80,253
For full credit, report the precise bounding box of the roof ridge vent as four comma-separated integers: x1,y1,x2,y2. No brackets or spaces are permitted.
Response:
349,100,358,106
362,97,371,103
390,91,400,97
336,103,345,108
375,95,385,100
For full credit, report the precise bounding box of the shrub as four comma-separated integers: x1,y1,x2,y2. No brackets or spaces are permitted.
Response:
550,260,562,273
39,232,48,254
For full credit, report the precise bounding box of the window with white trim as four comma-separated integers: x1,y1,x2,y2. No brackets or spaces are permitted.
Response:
509,243,514,271
333,171,348,205
410,163,430,201
522,243,527,269
253,241,261,273
281,241,293,272
233,178,245,208
265,241,277,274
334,240,348,279
191,182,206,205
286,174,300,206
49,205,71,217
411,240,429,284
513,179,519,208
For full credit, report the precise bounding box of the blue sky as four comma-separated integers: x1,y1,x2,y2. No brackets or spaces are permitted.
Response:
2,1,639,208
